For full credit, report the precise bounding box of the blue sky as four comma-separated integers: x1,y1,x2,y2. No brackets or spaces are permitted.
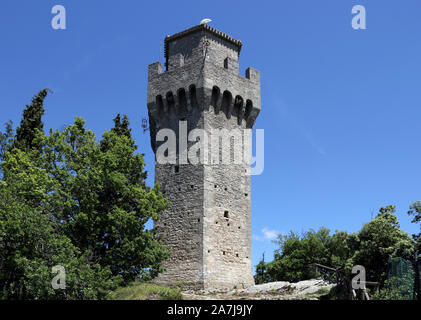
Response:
1,0,421,271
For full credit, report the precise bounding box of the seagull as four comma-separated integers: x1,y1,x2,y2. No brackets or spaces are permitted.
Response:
200,18,212,25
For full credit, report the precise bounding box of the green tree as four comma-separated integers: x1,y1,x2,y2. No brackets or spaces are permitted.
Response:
256,205,415,290
14,89,50,151
264,228,332,282
42,117,169,282
408,201,421,252
254,253,267,284
0,120,14,162
110,113,131,138
0,91,170,299
0,148,115,299
353,205,414,284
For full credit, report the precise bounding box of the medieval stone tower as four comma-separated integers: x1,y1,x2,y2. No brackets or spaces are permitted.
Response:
147,23,260,290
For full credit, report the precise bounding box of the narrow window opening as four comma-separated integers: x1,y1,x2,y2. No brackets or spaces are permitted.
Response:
223,251,226,255
211,86,220,113
234,95,244,120
166,91,175,109
189,85,198,109
224,211,229,218
156,95,164,115
174,165,179,173
177,88,188,115
221,90,232,118
224,57,229,69
236,254,239,257
245,100,253,120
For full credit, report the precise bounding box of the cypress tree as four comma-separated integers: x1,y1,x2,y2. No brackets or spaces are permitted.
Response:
14,88,51,151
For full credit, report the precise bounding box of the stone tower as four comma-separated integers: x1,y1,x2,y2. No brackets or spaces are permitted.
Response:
147,24,260,290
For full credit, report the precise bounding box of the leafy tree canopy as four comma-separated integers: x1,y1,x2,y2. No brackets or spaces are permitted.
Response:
0,91,169,299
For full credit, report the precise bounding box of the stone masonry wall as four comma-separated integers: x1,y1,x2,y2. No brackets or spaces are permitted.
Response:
147,25,260,290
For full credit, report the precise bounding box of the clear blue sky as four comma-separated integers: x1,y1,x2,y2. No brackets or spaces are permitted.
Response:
1,0,421,270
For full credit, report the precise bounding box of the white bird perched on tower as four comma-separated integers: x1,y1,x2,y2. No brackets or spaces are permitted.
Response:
200,18,212,25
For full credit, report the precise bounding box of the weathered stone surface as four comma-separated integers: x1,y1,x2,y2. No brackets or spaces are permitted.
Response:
147,24,260,290
181,279,336,300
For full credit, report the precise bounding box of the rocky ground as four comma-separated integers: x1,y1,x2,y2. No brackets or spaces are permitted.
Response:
181,279,335,300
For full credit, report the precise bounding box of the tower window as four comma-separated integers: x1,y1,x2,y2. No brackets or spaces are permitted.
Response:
177,88,188,115
221,90,232,119
245,99,253,120
223,251,226,255
166,91,175,108
224,57,229,69
234,95,244,121
236,253,239,257
156,95,164,114
189,85,198,109
211,86,220,113
174,165,179,173
224,211,229,218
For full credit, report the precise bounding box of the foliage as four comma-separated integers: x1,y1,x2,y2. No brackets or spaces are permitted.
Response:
256,205,415,293
254,256,267,284
0,121,14,162
0,148,116,299
353,205,414,283
109,282,183,300
263,228,333,283
408,201,421,252
41,116,169,282
372,274,414,300
13,89,50,151
0,91,169,299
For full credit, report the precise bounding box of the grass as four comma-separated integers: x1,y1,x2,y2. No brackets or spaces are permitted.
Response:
109,282,183,300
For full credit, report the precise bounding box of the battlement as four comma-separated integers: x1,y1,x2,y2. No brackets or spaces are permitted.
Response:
164,24,242,71
148,80,259,128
